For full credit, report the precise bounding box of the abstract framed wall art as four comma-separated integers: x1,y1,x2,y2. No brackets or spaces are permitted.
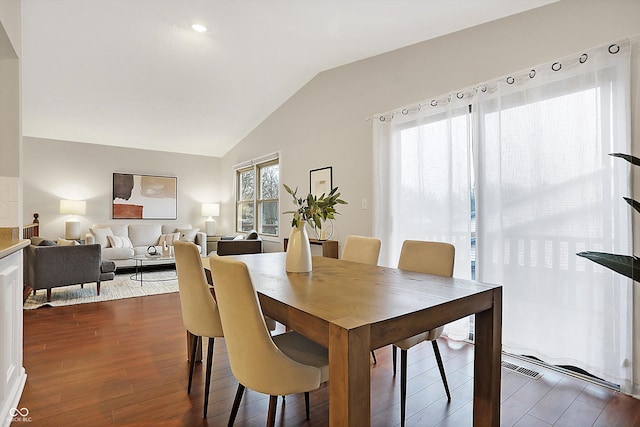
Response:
309,166,332,198
112,173,177,219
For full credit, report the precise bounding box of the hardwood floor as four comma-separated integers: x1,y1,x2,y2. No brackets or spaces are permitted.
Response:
18,291,640,426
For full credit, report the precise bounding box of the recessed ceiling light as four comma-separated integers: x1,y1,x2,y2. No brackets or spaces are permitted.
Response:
191,24,207,33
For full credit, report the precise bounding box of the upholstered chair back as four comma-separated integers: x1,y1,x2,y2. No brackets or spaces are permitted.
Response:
209,255,321,396
341,235,381,265
398,240,455,277
174,241,223,339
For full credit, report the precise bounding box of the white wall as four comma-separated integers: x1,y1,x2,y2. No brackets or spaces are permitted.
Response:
0,0,21,228
22,137,220,239
220,0,640,255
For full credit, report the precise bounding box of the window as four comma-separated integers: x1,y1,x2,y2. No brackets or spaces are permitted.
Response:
235,155,279,236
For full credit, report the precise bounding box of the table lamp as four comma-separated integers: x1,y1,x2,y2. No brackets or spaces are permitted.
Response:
202,203,220,236
60,199,86,240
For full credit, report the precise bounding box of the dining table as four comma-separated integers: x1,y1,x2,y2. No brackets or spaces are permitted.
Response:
202,252,502,426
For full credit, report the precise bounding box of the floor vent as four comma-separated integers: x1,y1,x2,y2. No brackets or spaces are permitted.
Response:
501,361,543,380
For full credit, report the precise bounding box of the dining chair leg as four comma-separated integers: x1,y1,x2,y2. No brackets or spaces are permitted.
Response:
371,350,377,364
400,349,408,427
203,337,215,418
188,334,200,393
304,391,310,419
266,395,278,427
432,340,451,401
392,345,398,376
228,383,245,426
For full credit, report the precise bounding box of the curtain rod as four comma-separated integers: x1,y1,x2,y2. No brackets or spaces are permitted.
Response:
366,37,630,123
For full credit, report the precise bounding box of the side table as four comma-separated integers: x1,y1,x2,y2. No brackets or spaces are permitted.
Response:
206,235,221,255
283,238,338,259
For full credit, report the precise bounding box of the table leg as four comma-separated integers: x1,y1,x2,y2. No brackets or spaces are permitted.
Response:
329,323,370,426
473,287,502,426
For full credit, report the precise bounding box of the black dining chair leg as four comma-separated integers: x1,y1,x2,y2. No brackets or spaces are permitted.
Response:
228,383,245,426
188,334,200,393
305,391,310,419
203,337,215,417
400,349,408,427
371,350,377,364
432,340,451,401
266,395,278,427
392,345,398,375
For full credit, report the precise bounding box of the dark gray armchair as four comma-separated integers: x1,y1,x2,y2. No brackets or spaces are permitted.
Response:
23,240,116,302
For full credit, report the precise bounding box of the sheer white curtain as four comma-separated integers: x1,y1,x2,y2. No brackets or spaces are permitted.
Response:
373,39,635,392
373,95,473,338
475,41,633,391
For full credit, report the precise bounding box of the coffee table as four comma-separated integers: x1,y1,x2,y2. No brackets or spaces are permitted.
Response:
130,254,176,286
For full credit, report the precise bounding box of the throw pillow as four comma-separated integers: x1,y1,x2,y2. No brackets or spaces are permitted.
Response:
37,239,57,246
178,228,199,243
57,238,79,246
89,227,114,248
232,234,244,241
158,232,180,246
107,235,133,249
246,230,259,240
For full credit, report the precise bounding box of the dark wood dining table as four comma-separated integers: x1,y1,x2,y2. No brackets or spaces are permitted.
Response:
203,252,502,426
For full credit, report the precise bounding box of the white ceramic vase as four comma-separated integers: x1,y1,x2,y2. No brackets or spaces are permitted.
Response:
286,221,312,273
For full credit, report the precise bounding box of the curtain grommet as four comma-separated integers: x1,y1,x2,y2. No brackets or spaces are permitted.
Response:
551,62,562,71
579,54,588,63
506,76,515,84
608,44,620,54
529,70,536,78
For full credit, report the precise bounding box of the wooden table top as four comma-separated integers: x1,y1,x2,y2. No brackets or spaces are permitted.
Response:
204,252,499,334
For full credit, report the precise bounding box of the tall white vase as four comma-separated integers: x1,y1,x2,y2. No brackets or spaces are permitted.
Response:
286,221,312,273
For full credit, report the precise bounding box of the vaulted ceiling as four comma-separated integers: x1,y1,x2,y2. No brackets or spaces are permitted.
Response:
21,0,557,157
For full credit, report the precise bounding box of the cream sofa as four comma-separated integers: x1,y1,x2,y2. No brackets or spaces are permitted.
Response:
86,223,206,268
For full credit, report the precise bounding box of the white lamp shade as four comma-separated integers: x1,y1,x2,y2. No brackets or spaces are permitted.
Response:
201,203,220,217
60,199,86,215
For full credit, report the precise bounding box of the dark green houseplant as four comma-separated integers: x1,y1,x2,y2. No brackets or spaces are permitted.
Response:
282,184,347,229
577,153,640,281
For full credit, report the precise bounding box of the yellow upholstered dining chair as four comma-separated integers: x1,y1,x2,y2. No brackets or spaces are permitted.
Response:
209,255,329,427
341,235,381,266
174,240,224,418
394,240,455,427
341,234,382,363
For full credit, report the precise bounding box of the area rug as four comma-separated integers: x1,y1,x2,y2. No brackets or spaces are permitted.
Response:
23,270,178,309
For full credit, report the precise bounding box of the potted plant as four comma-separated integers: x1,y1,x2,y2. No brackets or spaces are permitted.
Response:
577,153,640,280
282,184,347,272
